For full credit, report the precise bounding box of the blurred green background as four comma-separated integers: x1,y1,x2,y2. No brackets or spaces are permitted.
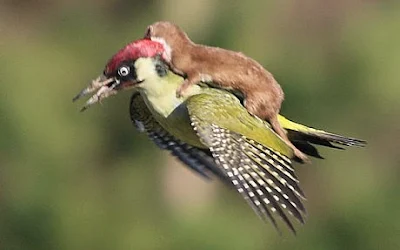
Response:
1,0,399,249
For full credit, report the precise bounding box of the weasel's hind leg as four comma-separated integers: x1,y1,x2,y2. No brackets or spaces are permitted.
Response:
243,94,307,162
270,117,310,163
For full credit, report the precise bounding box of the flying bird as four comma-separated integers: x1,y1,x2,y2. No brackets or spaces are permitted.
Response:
73,39,366,234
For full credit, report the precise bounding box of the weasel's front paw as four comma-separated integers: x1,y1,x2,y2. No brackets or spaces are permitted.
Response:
176,81,191,98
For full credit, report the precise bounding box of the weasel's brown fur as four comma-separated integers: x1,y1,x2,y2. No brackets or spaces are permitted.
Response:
145,21,308,162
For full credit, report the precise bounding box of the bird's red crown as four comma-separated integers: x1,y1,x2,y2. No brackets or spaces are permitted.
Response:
104,38,166,76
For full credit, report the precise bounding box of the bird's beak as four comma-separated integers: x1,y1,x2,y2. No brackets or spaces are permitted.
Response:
73,75,120,112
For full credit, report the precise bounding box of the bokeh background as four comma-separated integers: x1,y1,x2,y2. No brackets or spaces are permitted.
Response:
1,0,399,249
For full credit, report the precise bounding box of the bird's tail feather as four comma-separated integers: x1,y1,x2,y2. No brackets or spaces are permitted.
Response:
278,115,366,159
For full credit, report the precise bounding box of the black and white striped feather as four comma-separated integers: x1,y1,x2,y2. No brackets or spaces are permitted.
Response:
190,115,306,233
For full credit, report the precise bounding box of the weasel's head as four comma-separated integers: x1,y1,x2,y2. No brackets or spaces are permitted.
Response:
144,21,191,50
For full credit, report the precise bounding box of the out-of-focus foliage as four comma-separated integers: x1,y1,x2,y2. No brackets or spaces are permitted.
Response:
0,1,399,249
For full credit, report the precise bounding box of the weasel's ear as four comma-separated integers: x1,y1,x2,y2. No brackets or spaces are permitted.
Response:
144,25,153,38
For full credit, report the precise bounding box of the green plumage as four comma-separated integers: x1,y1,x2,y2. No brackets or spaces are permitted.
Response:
187,91,294,157
129,57,366,233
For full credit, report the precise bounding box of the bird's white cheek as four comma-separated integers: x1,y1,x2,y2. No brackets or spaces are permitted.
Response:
135,59,158,81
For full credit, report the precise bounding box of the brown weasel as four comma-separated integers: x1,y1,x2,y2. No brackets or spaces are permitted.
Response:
145,21,309,162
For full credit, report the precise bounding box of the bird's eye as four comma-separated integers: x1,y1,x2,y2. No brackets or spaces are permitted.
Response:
118,66,130,77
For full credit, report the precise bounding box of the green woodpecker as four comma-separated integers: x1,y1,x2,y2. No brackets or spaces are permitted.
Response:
73,39,366,234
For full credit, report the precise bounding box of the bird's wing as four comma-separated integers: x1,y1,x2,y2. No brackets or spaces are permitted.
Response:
186,91,306,233
278,116,367,158
129,92,227,181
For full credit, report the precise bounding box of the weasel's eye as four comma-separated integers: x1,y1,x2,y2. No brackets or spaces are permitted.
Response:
118,66,130,77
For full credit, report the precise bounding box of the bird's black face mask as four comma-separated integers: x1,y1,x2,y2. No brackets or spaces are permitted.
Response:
73,60,142,112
